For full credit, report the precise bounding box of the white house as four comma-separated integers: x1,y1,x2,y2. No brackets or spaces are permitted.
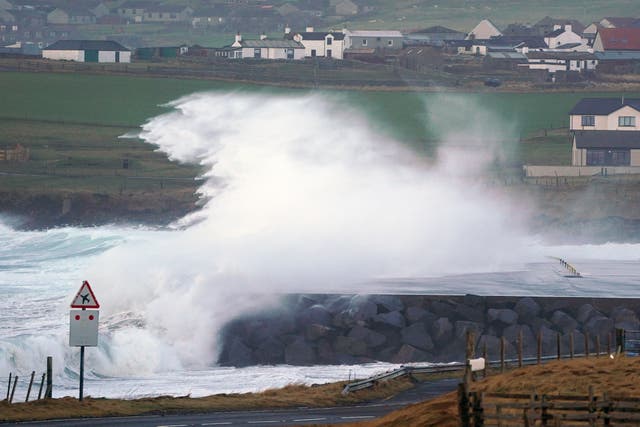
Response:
543,24,585,49
466,19,501,40
231,34,305,60
569,98,640,166
289,27,345,59
42,40,131,63
522,51,597,73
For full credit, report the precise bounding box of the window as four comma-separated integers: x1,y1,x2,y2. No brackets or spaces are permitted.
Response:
619,116,636,127
362,39,367,46
326,49,332,58
387,40,393,46
286,48,294,59
587,149,630,166
581,115,595,126
253,48,261,59
311,49,316,57
326,37,332,45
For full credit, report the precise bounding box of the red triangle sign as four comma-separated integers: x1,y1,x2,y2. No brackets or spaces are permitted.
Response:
70,280,100,309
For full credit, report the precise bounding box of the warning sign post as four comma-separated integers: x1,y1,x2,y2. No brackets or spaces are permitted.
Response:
69,280,100,401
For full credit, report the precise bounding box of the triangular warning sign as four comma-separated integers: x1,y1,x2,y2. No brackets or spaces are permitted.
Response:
70,280,100,309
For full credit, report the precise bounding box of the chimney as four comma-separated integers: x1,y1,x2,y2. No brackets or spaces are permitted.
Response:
260,32,267,40
564,24,572,33
553,24,561,31
284,26,291,35
306,26,314,32
235,32,242,43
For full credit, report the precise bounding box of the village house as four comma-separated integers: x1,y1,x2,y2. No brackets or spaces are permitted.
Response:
230,33,304,60
343,29,403,50
404,25,465,47
522,51,597,73
191,5,228,28
42,39,131,62
599,17,640,29
47,8,96,25
117,1,150,23
287,26,345,59
143,5,192,23
533,17,585,37
570,98,640,166
331,0,357,16
543,24,585,49
466,19,501,40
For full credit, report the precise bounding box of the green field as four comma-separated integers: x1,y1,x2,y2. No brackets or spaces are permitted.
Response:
0,71,635,185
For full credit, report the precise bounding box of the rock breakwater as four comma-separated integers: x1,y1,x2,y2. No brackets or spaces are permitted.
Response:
217,295,640,366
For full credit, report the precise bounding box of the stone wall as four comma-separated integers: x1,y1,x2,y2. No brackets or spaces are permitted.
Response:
217,295,640,366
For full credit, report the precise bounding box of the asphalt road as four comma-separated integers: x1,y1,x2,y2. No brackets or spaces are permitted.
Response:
3,378,459,427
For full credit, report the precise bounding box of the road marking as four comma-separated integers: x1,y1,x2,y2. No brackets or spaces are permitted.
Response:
248,421,279,424
340,415,375,419
292,418,327,422
157,425,188,427
201,423,232,426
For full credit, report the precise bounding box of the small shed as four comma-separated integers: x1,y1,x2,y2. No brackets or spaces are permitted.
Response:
42,40,131,63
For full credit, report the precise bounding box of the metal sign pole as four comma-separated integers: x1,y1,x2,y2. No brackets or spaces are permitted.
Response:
79,345,84,401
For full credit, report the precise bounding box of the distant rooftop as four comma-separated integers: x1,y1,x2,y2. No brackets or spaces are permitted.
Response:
569,98,640,115
44,39,130,51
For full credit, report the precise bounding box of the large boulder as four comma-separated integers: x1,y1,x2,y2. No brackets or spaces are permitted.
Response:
392,344,429,363
333,335,368,356
457,304,485,323
225,337,254,367
584,315,614,339
431,317,453,345
488,308,518,325
611,307,640,331
305,323,332,341
372,295,404,313
346,296,378,323
373,311,406,328
298,304,332,327
454,321,484,340
514,297,541,324
253,337,284,364
576,304,601,324
551,310,578,334
401,322,434,351
285,338,316,365
348,325,387,348
405,306,432,324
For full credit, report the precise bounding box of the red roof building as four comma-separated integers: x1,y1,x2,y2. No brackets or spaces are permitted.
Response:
593,27,640,51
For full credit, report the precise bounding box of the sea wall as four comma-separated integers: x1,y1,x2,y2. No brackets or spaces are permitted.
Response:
217,294,640,366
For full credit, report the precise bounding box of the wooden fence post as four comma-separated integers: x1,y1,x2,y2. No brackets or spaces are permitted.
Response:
570,332,574,359
557,332,561,360
518,329,523,368
483,342,488,378
585,332,590,358
25,371,35,402
5,372,11,401
465,330,475,385
458,382,470,427
616,329,625,353
607,332,612,355
472,391,484,427
500,336,505,373
596,335,601,357
9,375,17,404
537,330,542,365
37,373,45,400
46,356,52,399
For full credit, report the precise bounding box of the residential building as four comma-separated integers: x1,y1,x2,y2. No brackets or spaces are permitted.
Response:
569,98,640,166
404,26,465,47
599,17,640,29
522,51,597,73
466,19,501,40
289,27,345,59
47,8,96,25
42,39,131,62
593,27,640,53
231,33,304,60
191,6,228,28
143,5,192,23
533,17,585,37
117,1,150,23
543,24,585,49
343,29,403,50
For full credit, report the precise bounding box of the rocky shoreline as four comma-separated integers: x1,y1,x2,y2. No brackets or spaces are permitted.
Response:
218,294,640,366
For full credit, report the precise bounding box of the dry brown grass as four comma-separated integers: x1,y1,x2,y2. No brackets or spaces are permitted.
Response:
0,378,414,422
341,356,640,427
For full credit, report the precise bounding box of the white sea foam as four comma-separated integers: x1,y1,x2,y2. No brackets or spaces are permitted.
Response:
2,92,640,398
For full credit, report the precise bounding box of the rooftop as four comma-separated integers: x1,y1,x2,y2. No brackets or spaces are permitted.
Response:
569,98,640,115
44,39,130,51
574,131,640,149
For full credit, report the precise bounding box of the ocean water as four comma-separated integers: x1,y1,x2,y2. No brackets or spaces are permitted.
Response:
2,91,640,400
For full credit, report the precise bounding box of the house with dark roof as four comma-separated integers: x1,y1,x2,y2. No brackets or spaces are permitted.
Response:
533,17,585,37
543,24,585,49
42,39,130,62
599,17,640,29
230,33,304,60
404,25,465,47
523,51,597,73
569,98,640,166
142,5,192,23
286,26,345,59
